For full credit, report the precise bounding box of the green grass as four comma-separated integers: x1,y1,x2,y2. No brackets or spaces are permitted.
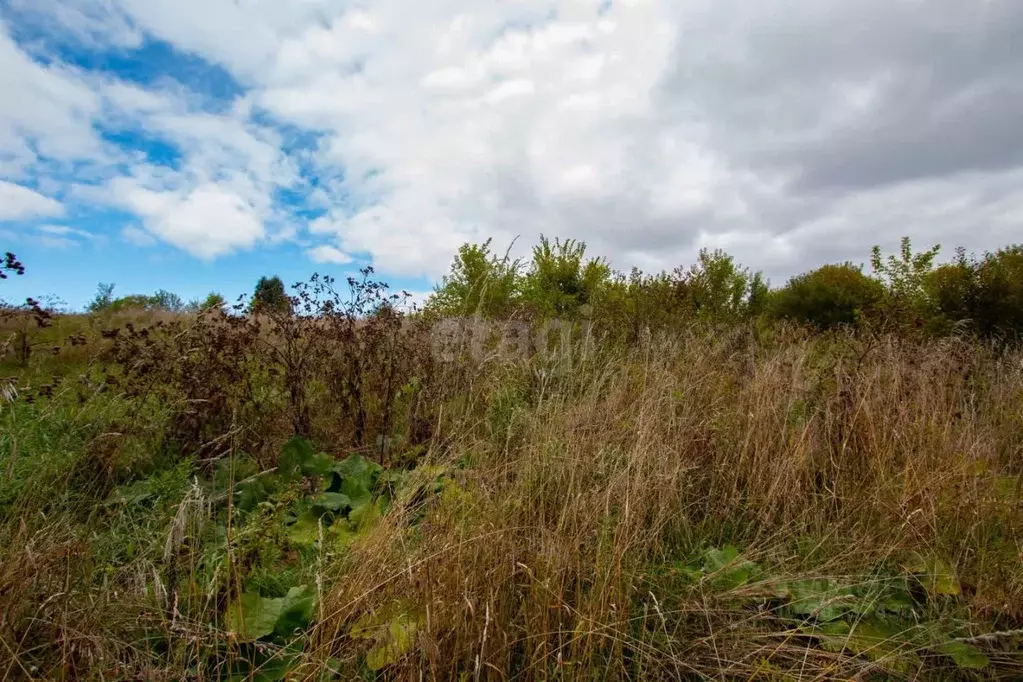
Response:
1,321,1021,680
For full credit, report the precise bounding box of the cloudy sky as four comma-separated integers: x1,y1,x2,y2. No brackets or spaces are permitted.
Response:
1,0,1021,308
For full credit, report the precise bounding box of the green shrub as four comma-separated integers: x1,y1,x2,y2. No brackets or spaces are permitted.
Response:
924,250,976,335
427,239,520,317
677,249,766,323
771,263,883,330
972,245,1023,339
252,275,291,315
86,282,116,312
870,237,941,329
521,235,610,318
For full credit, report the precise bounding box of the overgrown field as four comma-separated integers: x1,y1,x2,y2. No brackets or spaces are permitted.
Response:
1,305,1022,679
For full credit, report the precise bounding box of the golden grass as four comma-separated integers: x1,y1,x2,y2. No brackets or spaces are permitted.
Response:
1,325,1021,679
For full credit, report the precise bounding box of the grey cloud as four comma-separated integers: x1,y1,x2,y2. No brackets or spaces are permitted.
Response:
666,0,1023,190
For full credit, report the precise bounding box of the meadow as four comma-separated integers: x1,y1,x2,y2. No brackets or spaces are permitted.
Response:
1,240,1022,680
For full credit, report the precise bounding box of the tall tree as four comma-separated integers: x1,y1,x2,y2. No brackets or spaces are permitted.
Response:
252,275,291,315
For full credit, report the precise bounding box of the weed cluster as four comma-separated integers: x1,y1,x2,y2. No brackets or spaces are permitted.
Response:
0,250,1021,680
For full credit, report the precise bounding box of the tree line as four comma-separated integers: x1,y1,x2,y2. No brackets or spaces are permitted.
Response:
425,235,1023,341
8,233,1023,342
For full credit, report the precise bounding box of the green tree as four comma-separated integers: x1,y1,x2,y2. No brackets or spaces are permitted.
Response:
521,235,610,317
771,263,884,330
202,292,227,312
150,289,184,312
86,283,116,313
871,237,941,328
679,249,764,323
427,239,520,317
252,275,291,315
923,248,976,334
108,294,154,312
971,246,1023,339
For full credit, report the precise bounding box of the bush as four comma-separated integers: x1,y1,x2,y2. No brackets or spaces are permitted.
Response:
427,239,520,318
252,276,291,315
771,263,883,330
676,249,767,323
972,245,1023,339
521,235,610,318
86,283,116,313
924,251,975,335
922,246,1023,340
870,237,941,329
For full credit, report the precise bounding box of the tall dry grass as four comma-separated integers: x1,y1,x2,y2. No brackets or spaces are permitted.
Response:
309,328,1023,679
1,325,1021,679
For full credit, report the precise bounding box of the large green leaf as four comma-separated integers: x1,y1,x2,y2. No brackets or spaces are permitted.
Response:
349,495,387,531
228,592,284,641
275,585,317,638
326,455,381,522
227,587,317,643
289,512,359,548
872,576,917,615
777,579,856,622
341,477,372,508
350,602,423,671
934,640,989,670
103,479,154,507
903,553,960,596
328,518,360,549
302,452,335,478
814,618,919,671
288,511,323,546
279,437,317,482
703,545,759,591
312,492,352,512
333,454,382,493
215,455,259,489
236,478,269,512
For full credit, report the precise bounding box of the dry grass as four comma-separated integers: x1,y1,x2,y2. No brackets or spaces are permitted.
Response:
306,330,1022,679
1,324,1021,679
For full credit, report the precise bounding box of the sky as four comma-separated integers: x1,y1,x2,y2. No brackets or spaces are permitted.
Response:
1,0,1022,310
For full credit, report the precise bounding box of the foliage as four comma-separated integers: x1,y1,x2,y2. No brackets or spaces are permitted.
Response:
923,245,1023,339
86,282,116,312
871,236,941,328
5,241,1023,680
771,263,884,329
925,249,975,334
150,289,184,312
971,245,1023,339
427,238,520,317
673,545,991,674
201,291,227,312
229,585,317,641
1,252,25,279
349,601,424,670
252,275,291,315
680,248,767,323
520,235,611,317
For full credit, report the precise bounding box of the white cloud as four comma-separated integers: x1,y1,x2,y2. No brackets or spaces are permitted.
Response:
0,25,103,176
120,225,157,246
0,181,64,221
111,180,265,258
38,223,94,238
4,0,1023,281
246,0,704,276
82,79,298,257
307,244,352,264
6,0,143,49
37,235,78,249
